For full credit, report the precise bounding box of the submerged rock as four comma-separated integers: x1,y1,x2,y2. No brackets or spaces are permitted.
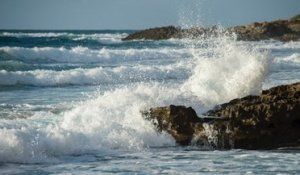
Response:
142,82,300,150
123,15,300,41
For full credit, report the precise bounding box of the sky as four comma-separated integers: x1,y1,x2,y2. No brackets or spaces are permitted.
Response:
0,0,299,30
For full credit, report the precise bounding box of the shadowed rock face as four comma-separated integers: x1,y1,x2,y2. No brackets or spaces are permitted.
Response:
142,105,203,145
123,15,300,41
122,26,180,41
142,82,300,150
206,82,300,149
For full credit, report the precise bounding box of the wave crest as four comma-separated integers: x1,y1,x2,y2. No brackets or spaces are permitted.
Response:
0,62,190,86
0,46,190,64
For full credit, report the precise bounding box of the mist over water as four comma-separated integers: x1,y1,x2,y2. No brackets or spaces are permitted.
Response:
0,27,300,173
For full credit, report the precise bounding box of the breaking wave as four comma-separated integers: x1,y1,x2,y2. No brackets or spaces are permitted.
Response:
0,46,190,64
0,31,273,163
0,62,190,86
0,32,128,44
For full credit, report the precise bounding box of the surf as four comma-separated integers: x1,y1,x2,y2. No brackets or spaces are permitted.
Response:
0,29,273,163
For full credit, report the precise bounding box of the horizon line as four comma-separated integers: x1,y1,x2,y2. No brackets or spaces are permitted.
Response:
0,28,141,31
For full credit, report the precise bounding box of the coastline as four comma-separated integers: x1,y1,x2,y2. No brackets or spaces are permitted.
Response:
122,14,300,42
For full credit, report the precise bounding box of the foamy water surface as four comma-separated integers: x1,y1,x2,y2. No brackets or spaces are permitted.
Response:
0,30,299,174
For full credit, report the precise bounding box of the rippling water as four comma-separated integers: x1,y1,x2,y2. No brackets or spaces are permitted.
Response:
0,30,299,174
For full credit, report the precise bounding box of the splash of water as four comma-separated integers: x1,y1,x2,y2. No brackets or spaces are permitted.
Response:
0,29,271,163
181,35,270,105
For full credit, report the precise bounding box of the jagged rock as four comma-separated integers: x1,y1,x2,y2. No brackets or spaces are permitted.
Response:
123,15,300,41
142,105,204,145
143,82,300,149
142,105,230,147
206,82,300,149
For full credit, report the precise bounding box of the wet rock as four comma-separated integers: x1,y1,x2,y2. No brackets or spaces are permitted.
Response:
143,82,300,150
142,105,204,145
142,105,234,148
206,82,300,149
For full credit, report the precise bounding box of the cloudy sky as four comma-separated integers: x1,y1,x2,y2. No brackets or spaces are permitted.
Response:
0,0,299,30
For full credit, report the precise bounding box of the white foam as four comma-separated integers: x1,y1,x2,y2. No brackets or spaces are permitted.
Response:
0,32,128,43
72,33,128,43
0,46,191,63
0,62,190,86
0,83,180,163
274,53,300,65
0,33,272,163
1,32,68,38
181,37,270,105
251,40,300,50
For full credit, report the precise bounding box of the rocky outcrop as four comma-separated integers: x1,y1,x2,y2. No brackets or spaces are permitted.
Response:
142,82,300,149
123,15,300,41
122,26,220,41
122,26,180,41
142,105,203,145
206,82,300,149
231,19,300,41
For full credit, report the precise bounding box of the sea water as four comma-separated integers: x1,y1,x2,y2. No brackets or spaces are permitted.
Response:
0,30,299,174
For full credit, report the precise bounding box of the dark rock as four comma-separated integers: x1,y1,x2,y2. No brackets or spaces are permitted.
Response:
122,26,180,41
142,105,204,145
231,20,300,41
143,82,300,150
123,15,300,41
206,82,300,149
290,14,300,21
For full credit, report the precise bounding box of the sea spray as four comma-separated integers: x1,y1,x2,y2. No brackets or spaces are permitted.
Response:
0,83,181,163
0,30,272,163
181,33,270,105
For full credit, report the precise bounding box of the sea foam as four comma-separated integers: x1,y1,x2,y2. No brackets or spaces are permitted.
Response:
0,62,190,86
0,33,271,163
0,32,128,43
0,83,178,163
0,46,190,64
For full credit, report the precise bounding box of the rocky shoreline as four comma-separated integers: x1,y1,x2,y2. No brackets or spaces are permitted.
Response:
123,15,300,41
142,82,300,150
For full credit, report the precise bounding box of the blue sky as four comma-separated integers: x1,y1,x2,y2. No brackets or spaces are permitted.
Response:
0,0,299,30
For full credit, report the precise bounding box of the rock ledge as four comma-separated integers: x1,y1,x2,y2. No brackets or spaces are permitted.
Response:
142,82,300,149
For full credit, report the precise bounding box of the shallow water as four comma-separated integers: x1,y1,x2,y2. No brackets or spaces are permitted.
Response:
1,149,300,174
0,30,299,174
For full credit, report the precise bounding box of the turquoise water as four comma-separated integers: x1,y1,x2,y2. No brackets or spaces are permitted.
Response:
0,30,300,174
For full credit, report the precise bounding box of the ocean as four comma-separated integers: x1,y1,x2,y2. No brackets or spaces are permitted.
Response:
0,30,299,174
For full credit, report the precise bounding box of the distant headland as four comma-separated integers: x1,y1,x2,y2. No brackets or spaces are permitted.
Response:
123,14,300,42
